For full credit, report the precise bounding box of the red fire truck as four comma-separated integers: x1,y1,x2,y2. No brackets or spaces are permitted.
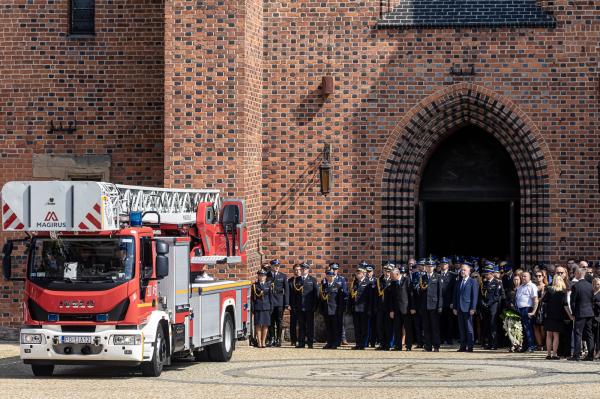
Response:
1,181,251,377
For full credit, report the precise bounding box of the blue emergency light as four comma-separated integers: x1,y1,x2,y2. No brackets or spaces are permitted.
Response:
130,211,143,227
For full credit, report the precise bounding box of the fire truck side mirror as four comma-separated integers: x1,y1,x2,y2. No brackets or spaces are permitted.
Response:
155,241,169,256
156,255,169,279
2,241,13,280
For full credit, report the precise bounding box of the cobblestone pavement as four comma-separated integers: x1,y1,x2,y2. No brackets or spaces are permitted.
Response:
1,342,600,399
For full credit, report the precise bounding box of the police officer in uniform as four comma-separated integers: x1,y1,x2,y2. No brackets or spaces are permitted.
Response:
350,264,372,350
319,270,344,349
375,261,394,350
266,259,289,347
287,264,303,346
480,261,504,350
251,269,273,348
418,258,443,351
292,262,319,348
384,265,414,351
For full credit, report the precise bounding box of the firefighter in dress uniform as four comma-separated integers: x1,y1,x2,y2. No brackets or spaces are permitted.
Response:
375,261,394,350
418,258,443,352
252,269,273,348
350,264,372,350
319,270,345,349
292,262,319,348
324,262,348,347
384,264,415,351
366,263,381,347
480,261,504,350
287,264,303,346
266,259,289,347
439,257,457,345
411,258,427,348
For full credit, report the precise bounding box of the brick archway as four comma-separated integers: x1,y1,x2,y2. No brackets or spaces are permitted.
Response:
379,84,553,267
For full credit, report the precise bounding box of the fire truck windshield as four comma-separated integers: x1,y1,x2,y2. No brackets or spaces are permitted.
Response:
29,237,135,284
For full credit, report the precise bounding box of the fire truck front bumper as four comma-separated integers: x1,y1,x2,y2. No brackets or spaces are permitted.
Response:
20,328,148,366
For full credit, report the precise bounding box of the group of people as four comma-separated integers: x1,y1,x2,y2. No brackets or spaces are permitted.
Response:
250,257,600,361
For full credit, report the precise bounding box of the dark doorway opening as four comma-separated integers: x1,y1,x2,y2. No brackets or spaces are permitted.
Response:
417,126,520,263
421,201,517,261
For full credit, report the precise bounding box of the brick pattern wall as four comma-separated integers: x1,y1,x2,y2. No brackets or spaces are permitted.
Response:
379,0,556,28
0,0,165,328
260,0,600,282
163,0,263,279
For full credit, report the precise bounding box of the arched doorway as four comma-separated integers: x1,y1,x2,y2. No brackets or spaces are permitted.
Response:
380,84,552,266
416,126,520,263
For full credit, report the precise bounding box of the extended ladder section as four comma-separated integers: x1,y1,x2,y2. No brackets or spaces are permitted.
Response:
1,181,220,232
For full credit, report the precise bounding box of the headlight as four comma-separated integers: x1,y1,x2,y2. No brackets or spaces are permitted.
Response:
21,333,43,344
113,335,142,345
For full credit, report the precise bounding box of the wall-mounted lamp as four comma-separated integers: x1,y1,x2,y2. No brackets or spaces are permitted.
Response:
319,143,332,195
320,76,334,98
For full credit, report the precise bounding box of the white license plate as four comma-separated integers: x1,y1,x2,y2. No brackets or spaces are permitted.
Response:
61,336,92,344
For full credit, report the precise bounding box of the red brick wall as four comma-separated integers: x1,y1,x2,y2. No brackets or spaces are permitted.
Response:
0,0,164,328
2,0,599,329
260,0,600,280
163,0,263,279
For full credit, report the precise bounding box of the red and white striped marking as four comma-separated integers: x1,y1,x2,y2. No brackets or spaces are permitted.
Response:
2,203,24,230
78,203,102,230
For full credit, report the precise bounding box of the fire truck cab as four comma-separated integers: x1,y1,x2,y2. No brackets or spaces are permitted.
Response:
1,181,251,377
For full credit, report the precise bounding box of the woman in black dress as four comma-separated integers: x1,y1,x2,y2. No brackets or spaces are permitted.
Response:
593,277,600,359
252,269,273,348
543,272,568,360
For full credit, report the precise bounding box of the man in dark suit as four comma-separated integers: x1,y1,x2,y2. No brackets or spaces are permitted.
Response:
384,265,414,351
453,262,478,352
266,259,289,347
350,264,372,350
293,262,319,348
418,259,443,352
570,266,595,361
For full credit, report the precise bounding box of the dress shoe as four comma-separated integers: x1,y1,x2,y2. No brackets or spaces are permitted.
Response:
295,343,305,349
307,344,313,349
457,348,466,352
583,357,594,362
568,356,580,361
433,348,439,352
466,348,473,352
322,344,331,349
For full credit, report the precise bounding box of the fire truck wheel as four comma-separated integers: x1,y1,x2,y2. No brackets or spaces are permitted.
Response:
141,326,167,377
31,364,54,377
207,312,234,362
